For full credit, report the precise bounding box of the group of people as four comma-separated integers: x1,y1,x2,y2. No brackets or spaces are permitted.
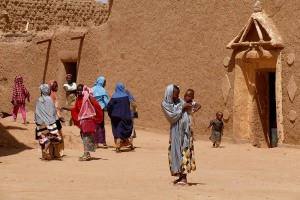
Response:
10,75,229,185
161,84,224,186
11,75,138,161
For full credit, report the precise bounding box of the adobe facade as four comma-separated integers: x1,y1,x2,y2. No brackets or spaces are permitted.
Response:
1,0,300,147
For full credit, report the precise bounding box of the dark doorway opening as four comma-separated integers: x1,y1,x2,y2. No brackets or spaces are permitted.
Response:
63,62,77,83
269,72,276,147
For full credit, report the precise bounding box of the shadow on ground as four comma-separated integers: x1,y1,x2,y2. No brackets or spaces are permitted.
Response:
0,123,33,157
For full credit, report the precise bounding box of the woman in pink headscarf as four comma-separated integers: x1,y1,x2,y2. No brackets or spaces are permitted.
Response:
11,75,30,124
64,84,103,161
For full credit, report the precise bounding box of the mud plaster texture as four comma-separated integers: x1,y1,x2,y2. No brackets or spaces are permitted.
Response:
0,0,109,32
1,0,300,146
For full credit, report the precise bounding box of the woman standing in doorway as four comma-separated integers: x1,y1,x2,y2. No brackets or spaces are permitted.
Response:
161,84,196,186
93,76,109,148
107,83,133,152
63,74,77,126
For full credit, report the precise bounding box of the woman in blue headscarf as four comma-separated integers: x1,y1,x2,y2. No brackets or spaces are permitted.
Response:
93,77,109,148
107,83,133,152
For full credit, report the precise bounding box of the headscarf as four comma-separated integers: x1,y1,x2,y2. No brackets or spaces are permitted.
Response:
12,75,30,105
83,85,94,94
35,84,57,125
93,77,107,97
78,90,96,120
163,84,174,104
48,80,57,102
111,83,128,98
93,77,109,110
125,89,136,102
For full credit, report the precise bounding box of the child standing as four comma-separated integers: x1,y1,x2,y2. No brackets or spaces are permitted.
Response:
11,75,30,124
208,112,224,148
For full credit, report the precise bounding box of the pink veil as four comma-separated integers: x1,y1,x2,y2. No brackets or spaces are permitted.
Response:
78,90,96,120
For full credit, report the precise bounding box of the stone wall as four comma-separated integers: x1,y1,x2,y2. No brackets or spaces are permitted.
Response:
0,0,109,32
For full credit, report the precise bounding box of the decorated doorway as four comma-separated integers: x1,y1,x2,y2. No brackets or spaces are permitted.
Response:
227,2,284,147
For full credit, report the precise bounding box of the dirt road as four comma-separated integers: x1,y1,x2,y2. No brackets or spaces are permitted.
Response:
0,113,300,200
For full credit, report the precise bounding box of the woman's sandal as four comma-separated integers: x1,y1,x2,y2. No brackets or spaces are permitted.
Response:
128,145,134,150
116,148,121,153
79,153,90,161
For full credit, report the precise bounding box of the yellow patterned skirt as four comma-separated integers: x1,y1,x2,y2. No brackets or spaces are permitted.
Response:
168,136,196,176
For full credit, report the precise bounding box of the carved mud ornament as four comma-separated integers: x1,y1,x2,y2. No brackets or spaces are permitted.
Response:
223,110,230,120
253,1,262,13
289,110,297,122
287,53,295,66
223,57,230,68
227,1,284,50
221,74,231,104
287,75,297,103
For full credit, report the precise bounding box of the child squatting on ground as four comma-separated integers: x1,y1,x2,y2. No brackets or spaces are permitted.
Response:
208,112,224,148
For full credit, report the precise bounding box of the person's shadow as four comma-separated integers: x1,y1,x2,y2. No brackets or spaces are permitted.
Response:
188,182,206,186
5,126,28,130
88,157,108,161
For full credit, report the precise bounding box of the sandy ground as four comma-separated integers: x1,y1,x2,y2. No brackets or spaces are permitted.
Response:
0,112,300,200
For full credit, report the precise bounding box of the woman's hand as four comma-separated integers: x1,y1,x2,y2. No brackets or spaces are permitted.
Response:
60,107,71,111
59,117,65,122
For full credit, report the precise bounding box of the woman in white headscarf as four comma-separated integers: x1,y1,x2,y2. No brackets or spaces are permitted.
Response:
161,84,196,186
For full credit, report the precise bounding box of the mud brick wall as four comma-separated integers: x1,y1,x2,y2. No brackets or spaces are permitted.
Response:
0,0,109,32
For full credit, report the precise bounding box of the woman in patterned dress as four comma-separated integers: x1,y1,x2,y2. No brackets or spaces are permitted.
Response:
161,84,196,186
11,75,30,124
